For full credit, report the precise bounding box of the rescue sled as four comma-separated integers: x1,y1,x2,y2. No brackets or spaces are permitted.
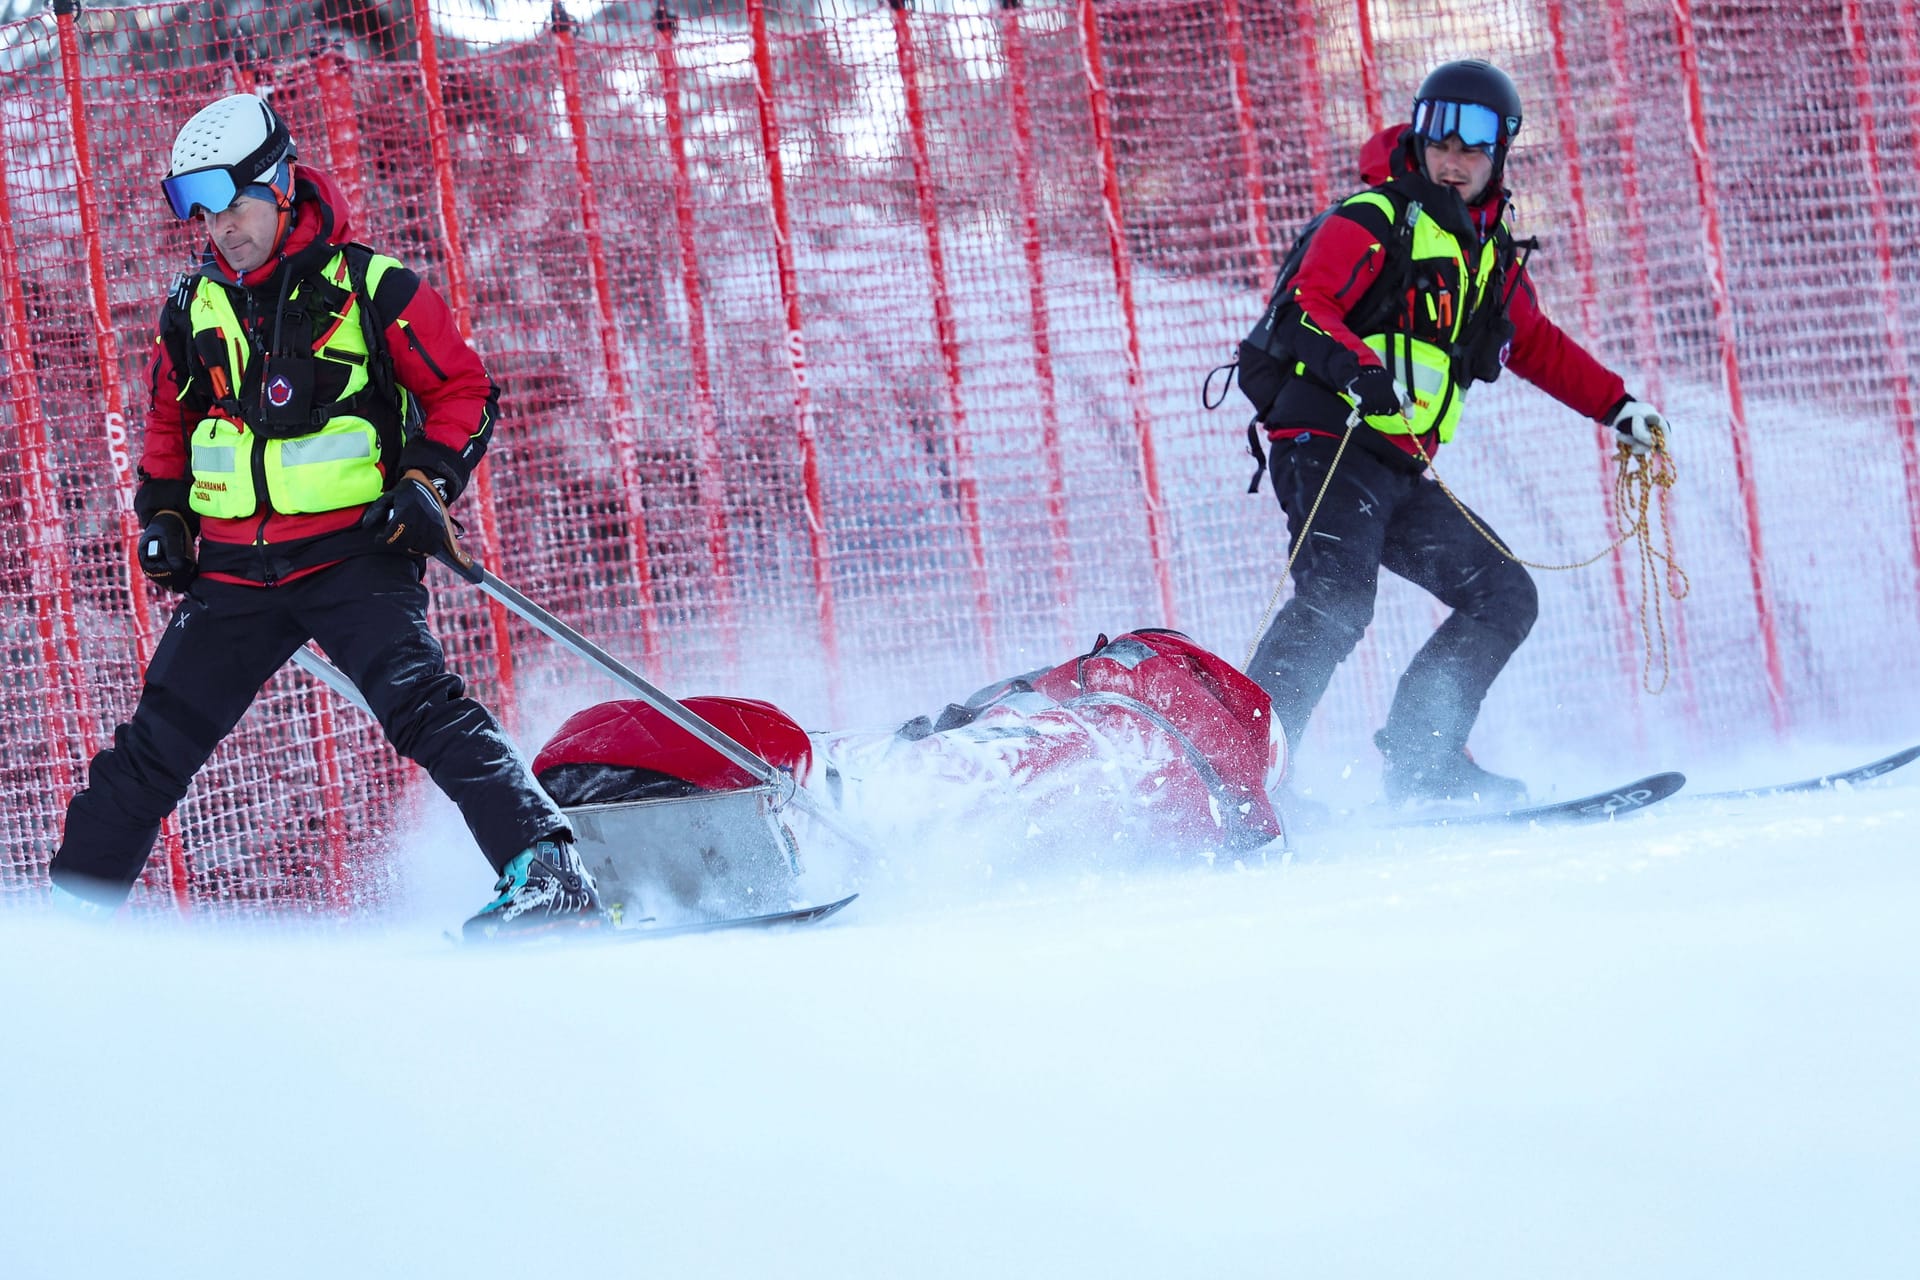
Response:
531,696,818,928
295,545,1288,924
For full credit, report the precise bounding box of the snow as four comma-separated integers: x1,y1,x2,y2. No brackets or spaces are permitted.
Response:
7,764,1919,1279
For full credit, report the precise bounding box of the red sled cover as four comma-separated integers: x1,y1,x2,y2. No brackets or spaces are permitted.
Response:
532,695,812,806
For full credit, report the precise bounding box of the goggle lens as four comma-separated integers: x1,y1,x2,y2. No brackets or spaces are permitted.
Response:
161,167,241,221
1413,100,1506,156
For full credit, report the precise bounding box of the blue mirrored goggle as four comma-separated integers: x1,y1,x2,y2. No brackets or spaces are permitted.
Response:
1411,100,1509,156
161,160,289,220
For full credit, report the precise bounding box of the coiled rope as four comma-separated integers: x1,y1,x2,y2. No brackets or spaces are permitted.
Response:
1243,419,1688,694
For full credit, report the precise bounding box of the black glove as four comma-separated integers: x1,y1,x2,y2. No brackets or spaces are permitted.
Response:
1344,365,1407,421
136,510,197,592
360,469,452,557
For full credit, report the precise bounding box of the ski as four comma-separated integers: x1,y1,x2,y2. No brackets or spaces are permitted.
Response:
1691,744,1920,801
1385,771,1687,830
605,893,859,942
454,893,858,947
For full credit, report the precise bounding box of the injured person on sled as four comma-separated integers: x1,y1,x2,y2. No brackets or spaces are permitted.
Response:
528,629,1289,927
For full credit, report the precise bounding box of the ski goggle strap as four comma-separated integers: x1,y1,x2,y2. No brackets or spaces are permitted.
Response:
161,159,292,221
1411,100,1512,156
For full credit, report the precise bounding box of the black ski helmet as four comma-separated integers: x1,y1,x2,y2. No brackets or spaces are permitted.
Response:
1410,59,1523,187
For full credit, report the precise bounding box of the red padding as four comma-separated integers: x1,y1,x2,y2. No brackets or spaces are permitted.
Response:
532,696,811,792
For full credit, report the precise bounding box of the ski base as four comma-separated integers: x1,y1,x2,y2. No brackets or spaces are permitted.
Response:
454,893,857,947
1694,744,1920,801
1386,771,1688,830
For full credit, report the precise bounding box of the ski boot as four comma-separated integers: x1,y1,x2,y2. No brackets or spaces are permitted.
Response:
463,838,607,942
1375,730,1527,811
50,880,114,923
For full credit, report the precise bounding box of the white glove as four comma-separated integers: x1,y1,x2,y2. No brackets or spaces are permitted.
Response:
1610,399,1667,456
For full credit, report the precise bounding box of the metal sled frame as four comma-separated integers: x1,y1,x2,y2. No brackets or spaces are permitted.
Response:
564,783,803,927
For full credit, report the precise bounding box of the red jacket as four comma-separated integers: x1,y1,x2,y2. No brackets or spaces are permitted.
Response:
136,166,498,585
1279,125,1626,464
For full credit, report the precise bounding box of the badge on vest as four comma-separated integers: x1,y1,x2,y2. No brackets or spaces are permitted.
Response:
256,354,317,438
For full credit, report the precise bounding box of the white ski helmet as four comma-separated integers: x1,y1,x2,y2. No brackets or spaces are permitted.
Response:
161,93,296,220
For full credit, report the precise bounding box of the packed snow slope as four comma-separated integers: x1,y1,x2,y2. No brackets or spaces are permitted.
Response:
7,754,1918,1280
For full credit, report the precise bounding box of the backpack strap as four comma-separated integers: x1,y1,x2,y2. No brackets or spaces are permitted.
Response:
337,242,421,470
339,243,400,411
156,272,199,400
1245,414,1267,494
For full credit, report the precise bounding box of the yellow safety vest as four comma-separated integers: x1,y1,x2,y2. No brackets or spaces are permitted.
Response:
1341,191,1501,444
185,249,404,521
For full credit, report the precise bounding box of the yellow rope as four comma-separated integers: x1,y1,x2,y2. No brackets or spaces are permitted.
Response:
1410,422,1690,694
1242,417,1690,696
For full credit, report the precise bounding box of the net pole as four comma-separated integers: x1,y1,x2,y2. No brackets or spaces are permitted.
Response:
553,4,663,670
1605,0,1698,727
998,0,1076,651
1545,0,1646,745
56,0,191,911
1604,0,1665,407
1076,0,1177,628
297,681,352,908
747,0,842,716
889,0,998,670
1292,0,1331,209
307,45,369,909
1221,0,1272,285
1672,0,1787,734
653,3,739,676
1841,0,1920,617
1898,0,1920,173
312,44,368,235
409,0,520,722
0,131,90,801
1354,0,1383,136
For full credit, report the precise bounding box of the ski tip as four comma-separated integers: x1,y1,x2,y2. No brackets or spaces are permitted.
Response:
781,892,858,925
1707,743,1920,800
813,891,858,920
1838,743,1920,781
1390,769,1690,829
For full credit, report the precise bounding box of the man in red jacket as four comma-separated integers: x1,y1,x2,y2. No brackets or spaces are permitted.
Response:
50,93,600,938
1241,60,1668,808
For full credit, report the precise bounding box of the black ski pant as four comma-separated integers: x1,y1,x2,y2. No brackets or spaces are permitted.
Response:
1246,431,1539,759
51,553,569,906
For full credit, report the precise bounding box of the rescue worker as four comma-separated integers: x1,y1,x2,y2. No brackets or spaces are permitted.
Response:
49,93,602,938
1242,60,1669,807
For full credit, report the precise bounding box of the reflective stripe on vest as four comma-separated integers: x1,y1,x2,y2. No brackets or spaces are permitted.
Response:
184,249,401,520
190,418,254,518
191,415,387,519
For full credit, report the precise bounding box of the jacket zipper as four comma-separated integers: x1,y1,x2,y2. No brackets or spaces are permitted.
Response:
402,323,448,381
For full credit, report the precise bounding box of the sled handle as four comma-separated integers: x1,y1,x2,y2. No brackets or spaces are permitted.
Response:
438,551,783,791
